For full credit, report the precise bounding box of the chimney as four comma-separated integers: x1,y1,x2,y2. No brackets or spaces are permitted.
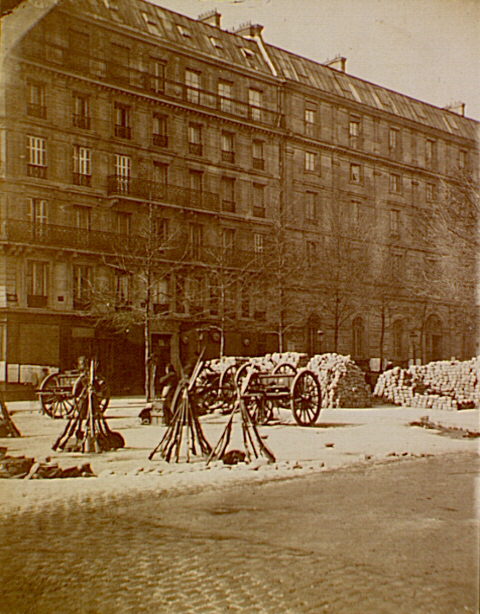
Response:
443,101,466,117
324,55,347,72
198,9,221,28
233,22,264,38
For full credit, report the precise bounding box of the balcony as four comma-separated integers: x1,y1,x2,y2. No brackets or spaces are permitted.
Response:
188,142,203,156
73,114,91,129
221,151,235,163
27,104,46,119
252,158,265,171
20,44,283,129
153,134,168,147
27,165,47,179
27,295,47,308
107,176,220,213
221,200,235,213
73,173,92,187
114,125,131,139
253,206,266,218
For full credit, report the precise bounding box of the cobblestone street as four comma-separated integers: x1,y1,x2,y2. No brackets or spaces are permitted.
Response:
0,452,477,614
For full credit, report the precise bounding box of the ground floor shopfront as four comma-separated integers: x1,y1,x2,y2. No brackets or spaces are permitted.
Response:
0,301,477,399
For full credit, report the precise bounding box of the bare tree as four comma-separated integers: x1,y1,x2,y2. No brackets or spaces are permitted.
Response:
87,204,185,400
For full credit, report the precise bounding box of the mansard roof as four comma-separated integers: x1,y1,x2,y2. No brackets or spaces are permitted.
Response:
4,0,478,141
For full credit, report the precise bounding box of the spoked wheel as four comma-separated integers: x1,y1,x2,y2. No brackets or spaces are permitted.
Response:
244,395,274,425
272,362,297,375
38,373,76,419
291,369,321,426
235,361,255,392
73,374,111,414
219,364,238,411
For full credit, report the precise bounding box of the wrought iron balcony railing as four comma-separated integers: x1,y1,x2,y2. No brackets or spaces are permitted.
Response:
20,43,282,129
106,176,220,213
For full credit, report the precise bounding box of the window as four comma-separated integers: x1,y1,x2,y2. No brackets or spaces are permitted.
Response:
222,227,235,250
185,69,201,104
391,252,404,281
350,163,361,183
305,192,317,222
389,173,402,193
349,120,360,148
149,59,165,93
67,30,89,71
252,183,265,217
116,211,131,235
221,177,235,212
153,114,168,147
426,183,436,202
252,140,264,170
306,241,317,263
73,146,91,186
240,285,250,318
248,88,262,121
221,131,235,163
389,127,399,152
189,170,203,207
109,43,130,85
218,80,233,113
73,93,90,129
114,103,131,139
459,150,468,170
254,233,264,253
350,200,361,227
115,273,131,307
425,139,436,167
209,36,223,50
189,223,203,260
27,261,48,307
141,12,162,36
305,151,316,172
155,218,169,243
73,205,91,230
27,81,46,118
177,24,191,38
114,154,131,193
305,108,316,137
27,136,47,178
389,209,400,235
188,123,202,156
73,264,93,309
209,281,219,316
152,278,169,313
153,161,168,186
28,198,48,238
175,276,186,313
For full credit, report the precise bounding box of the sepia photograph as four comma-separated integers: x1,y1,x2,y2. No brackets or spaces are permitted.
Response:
0,0,478,611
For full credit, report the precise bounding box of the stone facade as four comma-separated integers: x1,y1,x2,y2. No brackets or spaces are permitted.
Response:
0,0,478,393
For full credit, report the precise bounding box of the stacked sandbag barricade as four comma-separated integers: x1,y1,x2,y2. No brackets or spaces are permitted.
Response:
307,353,373,408
374,357,480,410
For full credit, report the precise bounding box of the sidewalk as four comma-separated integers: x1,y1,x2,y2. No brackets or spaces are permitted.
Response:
0,396,478,515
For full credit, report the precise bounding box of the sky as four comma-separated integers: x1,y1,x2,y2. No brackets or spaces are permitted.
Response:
152,0,480,121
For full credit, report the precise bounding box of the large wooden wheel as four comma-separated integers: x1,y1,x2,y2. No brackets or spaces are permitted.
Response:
245,395,274,425
38,373,76,419
272,362,297,375
291,369,321,426
218,364,238,409
73,373,111,414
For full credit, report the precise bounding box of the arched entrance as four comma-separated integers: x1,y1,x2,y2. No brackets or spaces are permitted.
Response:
307,313,322,356
392,318,408,365
352,316,366,360
425,315,443,362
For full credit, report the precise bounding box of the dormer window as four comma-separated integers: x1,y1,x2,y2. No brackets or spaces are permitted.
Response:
141,12,161,35
209,36,223,49
177,25,191,38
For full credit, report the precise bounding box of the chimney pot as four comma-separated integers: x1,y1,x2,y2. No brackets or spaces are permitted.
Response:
443,101,466,116
324,55,347,72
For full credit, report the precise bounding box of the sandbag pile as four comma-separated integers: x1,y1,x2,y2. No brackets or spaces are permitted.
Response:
307,353,373,408
374,357,480,410
0,449,95,479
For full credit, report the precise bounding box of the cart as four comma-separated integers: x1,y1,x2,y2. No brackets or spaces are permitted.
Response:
38,369,110,419
240,363,321,426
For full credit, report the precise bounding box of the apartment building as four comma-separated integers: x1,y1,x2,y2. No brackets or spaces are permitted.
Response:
0,0,478,394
